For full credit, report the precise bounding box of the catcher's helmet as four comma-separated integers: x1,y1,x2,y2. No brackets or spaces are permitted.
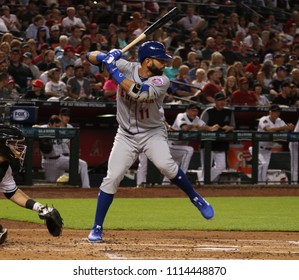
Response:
0,124,26,165
138,41,172,63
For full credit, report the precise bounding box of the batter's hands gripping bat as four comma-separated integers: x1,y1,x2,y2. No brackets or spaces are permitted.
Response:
87,7,180,64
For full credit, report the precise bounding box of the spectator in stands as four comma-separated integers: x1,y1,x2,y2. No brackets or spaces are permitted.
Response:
103,72,117,101
184,51,197,69
27,38,38,61
127,11,142,35
6,79,19,100
189,38,203,57
227,13,244,39
36,49,56,73
57,45,77,72
76,4,90,28
290,68,299,88
26,14,49,40
45,8,62,29
269,65,288,98
0,42,10,59
21,42,31,56
231,77,258,106
38,62,58,85
201,37,216,60
0,15,8,34
0,59,8,75
273,53,285,68
36,26,50,51
22,79,47,100
164,55,182,80
253,82,270,107
232,31,245,52
245,53,262,80
173,38,192,62
60,64,74,84
223,75,238,103
54,35,68,58
199,92,235,183
272,81,297,107
0,71,10,98
202,68,223,104
8,47,33,94
48,25,61,50
106,33,119,51
163,26,179,49
192,68,207,91
210,51,227,77
62,7,85,36
82,59,103,97
32,43,50,65
189,55,203,81
171,65,201,101
177,5,206,34
117,28,128,50
75,34,92,54
44,68,67,100
257,59,275,95
287,54,299,71
67,65,92,100
18,1,39,31
220,39,238,66
1,5,21,37
68,25,83,49
22,52,40,79
0,32,13,45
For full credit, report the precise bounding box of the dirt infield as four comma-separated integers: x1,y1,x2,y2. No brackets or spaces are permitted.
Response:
1,185,299,260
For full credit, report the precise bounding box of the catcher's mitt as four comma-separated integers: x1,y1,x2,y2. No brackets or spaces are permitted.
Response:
39,206,63,237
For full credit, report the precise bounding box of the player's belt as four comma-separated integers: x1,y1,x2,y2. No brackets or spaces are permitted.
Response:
44,155,60,160
62,153,69,156
123,128,137,135
260,146,271,151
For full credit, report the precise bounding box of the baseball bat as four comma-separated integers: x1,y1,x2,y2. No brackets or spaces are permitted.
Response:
87,7,180,64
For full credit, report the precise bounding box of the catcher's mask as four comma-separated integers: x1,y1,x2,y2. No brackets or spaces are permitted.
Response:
0,124,27,166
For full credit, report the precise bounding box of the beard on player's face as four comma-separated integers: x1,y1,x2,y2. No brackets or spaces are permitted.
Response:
148,59,164,76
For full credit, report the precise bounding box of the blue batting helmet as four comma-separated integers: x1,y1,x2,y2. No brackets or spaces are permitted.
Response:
138,41,172,63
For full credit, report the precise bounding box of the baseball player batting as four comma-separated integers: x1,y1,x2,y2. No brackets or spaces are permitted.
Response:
86,41,214,243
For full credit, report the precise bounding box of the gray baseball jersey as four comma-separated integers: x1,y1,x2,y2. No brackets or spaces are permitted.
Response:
100,59,179,194
116,59,168,133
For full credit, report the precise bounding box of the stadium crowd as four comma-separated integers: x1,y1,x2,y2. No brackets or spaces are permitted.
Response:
0,1,298,107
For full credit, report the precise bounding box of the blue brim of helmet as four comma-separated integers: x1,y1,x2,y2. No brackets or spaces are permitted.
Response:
151,54,172,60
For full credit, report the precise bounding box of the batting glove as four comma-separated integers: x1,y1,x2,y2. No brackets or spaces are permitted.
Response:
103,52,125,84
107,49,123,61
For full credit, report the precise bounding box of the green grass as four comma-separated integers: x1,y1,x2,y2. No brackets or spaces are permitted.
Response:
1,197,299,231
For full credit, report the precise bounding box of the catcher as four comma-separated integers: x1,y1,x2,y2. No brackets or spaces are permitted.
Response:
0,124,63,245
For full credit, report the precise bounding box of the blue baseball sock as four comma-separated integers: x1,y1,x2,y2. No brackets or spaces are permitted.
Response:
93,191,114,229
171,168,205,203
